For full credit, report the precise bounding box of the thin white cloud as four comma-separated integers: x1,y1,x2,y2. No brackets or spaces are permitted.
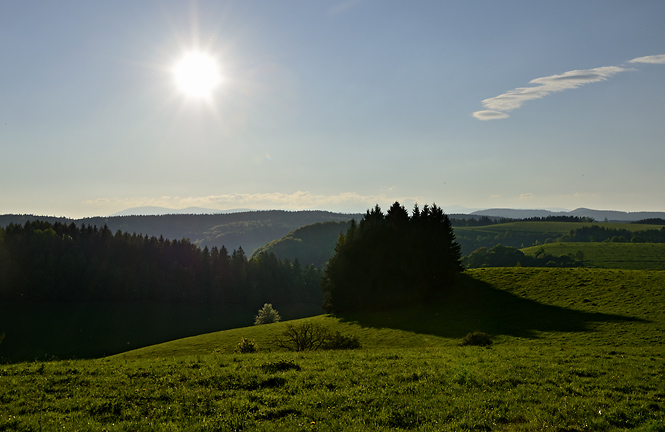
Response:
628,54,665,64
84,191,424,213
472,54,665,120
474,66,628,119
519,193,534,200
472,110,510,120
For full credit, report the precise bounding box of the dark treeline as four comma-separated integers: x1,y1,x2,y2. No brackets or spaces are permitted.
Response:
450,215,593,227
522,215,595,223
0,220,322,306
450,216,512,227
559,225,665,243
632,218,665,225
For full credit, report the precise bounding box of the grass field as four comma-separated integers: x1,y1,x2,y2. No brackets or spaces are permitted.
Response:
453,221,665,254
522,242,665,270
1,268,664,431
456,221,664,237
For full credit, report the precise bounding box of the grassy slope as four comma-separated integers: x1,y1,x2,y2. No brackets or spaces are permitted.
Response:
112,268,665,360
2,268,664,431
522,242,665,270
454,221,664,255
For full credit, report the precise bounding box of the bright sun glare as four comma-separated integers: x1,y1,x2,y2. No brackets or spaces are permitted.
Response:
173,51,221,98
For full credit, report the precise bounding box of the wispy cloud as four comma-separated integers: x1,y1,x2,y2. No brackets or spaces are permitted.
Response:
473,54,665,120
628,54,665,64
473,110,510,121
519,193,534,200
84,191,424,214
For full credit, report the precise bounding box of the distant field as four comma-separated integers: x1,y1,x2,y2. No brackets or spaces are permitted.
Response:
455,221,663,238
522,242,665,270
454,221,664,255
2,268,663,431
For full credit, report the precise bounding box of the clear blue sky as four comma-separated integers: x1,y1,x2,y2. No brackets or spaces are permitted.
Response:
1,1,664,218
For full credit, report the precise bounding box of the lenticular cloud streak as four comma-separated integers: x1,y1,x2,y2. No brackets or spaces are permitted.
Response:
479,66,628,114
471,54,665,120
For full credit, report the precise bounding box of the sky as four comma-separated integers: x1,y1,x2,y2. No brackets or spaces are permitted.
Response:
1,1,664,218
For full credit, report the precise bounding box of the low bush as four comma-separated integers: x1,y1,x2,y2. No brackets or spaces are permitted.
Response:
234,337,259,353
274,323,360,352
459,331,493,347
322,331,361,350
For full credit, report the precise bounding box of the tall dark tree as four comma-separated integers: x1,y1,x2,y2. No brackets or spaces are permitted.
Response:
322,202,462,313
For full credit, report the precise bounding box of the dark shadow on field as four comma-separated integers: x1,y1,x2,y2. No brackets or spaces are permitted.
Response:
0,302,322,363
337,273,645,339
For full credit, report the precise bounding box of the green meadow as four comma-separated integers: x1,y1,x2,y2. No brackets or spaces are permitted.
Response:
2,268,664,431
522,242,665,270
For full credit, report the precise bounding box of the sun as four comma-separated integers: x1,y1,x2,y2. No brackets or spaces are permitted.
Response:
172,51,222,98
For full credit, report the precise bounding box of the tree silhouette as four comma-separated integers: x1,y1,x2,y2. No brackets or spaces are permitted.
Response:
322,202,462,313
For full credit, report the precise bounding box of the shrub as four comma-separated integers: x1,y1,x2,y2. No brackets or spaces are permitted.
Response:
274,323,328,351
254,303,281,325
235,337,259,353
322,331,361,350
274,323,360,352
459,331,493,347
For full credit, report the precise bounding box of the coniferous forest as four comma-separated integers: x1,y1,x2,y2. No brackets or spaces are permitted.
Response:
0,220,322,307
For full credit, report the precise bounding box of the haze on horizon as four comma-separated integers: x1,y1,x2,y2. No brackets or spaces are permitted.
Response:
1,1,664,219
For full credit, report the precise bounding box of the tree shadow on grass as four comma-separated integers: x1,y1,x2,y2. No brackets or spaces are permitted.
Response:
337,273,646,339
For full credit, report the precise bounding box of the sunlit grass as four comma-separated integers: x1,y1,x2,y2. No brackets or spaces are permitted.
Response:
2,267,664,430
522,242,665,270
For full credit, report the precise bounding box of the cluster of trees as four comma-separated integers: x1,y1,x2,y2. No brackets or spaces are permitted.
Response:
521,215,595,223
632,218,665,225
559,225,665,243
463,245,584,269
450,216,512,227
322,202,463,313
0,221,322,306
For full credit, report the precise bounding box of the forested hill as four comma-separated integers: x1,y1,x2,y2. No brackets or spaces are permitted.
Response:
0,220,322,306
251,221,352,269
0,211,361,254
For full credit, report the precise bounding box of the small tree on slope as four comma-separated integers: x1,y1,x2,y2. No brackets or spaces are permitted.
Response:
254,303,281,325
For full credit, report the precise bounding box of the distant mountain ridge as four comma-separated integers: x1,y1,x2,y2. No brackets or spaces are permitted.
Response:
2,207,663,256
110,206,250,216
470,208,665,222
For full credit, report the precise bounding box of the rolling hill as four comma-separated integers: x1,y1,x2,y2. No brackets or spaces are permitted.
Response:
0,210,361,255
2,269,663,430
250,220,352,268
522,242,665,270
112,267,665,359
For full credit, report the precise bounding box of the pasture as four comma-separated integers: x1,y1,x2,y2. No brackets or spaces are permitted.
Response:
522,242,665,270
1,268,663,431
